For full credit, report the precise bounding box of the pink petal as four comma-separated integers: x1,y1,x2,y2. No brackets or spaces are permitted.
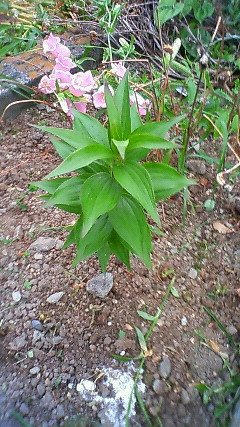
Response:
111,62,127,78
42,33,60,54
55,56,76,71
74,102,87,114
38,75,56,94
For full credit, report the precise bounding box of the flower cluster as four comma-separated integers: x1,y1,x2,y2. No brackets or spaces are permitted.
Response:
39,34,151,118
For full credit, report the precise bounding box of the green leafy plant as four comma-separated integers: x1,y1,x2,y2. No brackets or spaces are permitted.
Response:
33,72,194,272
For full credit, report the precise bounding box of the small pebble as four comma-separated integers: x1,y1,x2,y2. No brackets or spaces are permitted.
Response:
181,316,188,326
12,291,21,303
159,355,171,379
188,268,198,279
46,291,65,304
30,366,40,375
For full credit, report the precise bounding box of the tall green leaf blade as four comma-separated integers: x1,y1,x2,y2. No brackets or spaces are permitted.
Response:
35,126,97,150
47,145,114,178
143,162,196,200
80,172,122,236
104,81,122,140
97,243,112,273
114,70,131,139
50,136,75,159
113,161,159,224
129,115,185,146
109,195,152,268
108,230,131,269
33,178,69,194
73,214,112,266
45,176,86,207
72,110,109,147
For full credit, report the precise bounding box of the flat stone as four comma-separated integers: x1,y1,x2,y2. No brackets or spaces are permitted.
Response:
188,267,198,279
159,355,171,379
181,388,191,405
46,291,65,304
55,404,65,420
19,402,29,416
37,383,45,397
12,291,21,302
29,237,56,252
226,325,237,335
30,366,40,375
31,320,44,331
41,391,56,409
86,273,113,298
186,159,206,175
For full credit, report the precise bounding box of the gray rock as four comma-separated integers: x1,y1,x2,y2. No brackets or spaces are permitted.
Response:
9,335,27,350
181,316,188,326
86,273,113,298
46,291,65,304
29,237,56,252
181,388,191,405
188,267,198,279
226,325,237,335
153,379,164,395
32,320,44,331
159,355,171,379
55,404,65,420
41,391,56,409
37,383,45,397
32,330,44,343
30,366,40,375
14,225,24,240
19,402,29,416
12,291,21,303
186,159,206,175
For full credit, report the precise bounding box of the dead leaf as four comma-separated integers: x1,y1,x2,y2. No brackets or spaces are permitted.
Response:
212,221,232,234
208,340,220,353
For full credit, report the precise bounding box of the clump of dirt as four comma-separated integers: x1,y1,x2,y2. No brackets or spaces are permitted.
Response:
0,106,239,427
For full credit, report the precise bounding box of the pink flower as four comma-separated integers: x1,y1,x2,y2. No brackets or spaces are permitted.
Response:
92,85,114,109
130,92,151,116
69,70,97,96
54,56,77,71
65,99,87,119
38,75,56,94
42,33,71,58
50,69,72,90
111,62,127,79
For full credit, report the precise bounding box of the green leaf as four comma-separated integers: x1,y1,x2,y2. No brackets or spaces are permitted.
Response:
109,194,152,268
105,81,122,140
193,1,214,23
72,110,109,147
73,214,112,266
194,383,210,392
62,223,78,249
130,104,142,132
112,139,129,160
143,163,195,200
47,145,114,178
129,115,185,144
155,0,184,26
97,243,111,273
108,230,131,269
45,176,86,208
137,311,155,321
113,161,159,224
171,286,180,298
203,199,215,211
135,326,148,352
55,204,81,214
80,172,122,236
50,136,75,159
33,177,69,194
114,70,131,139
35,126,98,150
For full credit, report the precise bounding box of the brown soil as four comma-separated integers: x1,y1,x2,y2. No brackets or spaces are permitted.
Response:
0,106,239,427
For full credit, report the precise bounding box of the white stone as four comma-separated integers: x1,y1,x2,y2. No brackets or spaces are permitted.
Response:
46,292,65,304
76,380,96,393
12,291,21,302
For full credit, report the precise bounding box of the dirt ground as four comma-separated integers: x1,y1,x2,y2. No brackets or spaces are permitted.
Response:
0,106,239,427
